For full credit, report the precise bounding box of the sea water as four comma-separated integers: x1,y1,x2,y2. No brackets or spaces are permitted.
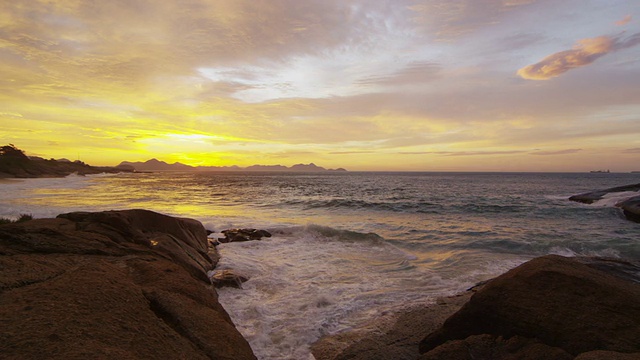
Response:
1,171,639,359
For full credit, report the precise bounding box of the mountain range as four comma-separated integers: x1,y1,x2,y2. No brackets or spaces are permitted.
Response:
118,159,347,172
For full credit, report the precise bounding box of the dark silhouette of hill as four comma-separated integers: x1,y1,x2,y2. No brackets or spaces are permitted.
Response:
0,144,132,178
119,159,347,172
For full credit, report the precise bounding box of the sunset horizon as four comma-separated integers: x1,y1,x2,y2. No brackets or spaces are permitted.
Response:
2,1,639,172
2,3,640,356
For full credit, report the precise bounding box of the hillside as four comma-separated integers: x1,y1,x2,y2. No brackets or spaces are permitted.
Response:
0,145,132,178
119,159,347,172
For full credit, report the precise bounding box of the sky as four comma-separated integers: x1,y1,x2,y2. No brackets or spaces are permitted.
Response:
1,0,639,172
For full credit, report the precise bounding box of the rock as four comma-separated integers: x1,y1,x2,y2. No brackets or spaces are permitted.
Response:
568,183,640,204
419,255,640,357
617,195,640,223
56,209,218,282
419,334,572,360
574,350,640,360
0,210,256,360
312,293,473,360
209,269,249,289
569,183,640,223
219,228,272,243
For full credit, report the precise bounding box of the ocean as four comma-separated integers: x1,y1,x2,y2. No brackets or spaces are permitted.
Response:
2,171,640,359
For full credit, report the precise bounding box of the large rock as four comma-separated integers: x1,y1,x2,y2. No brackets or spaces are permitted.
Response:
0,210,256,360
419,255,640,358
568,183,640,204
569,183,640,223
219,228,271,243
617,195,640,223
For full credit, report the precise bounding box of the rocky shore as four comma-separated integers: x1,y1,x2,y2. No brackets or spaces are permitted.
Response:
0,209,255,359
3,209,640,359
313,255,640,360
569,182,640,223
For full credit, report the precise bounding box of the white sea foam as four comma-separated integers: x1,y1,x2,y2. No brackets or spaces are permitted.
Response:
215,225,514,360
549,246,621,258
3,171,639,359
592,191,640,207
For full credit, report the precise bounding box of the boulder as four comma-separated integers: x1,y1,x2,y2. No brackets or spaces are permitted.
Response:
0,210,256,360
209,269,249,289
219,228,272,243
420,334,572,360
56,209,219,282
568,183,640,223
617,195,640,223
568,183,640,204
419,255,640,357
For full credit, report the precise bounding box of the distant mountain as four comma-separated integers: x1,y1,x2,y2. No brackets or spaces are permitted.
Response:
119,159,194,172
118,159,347,172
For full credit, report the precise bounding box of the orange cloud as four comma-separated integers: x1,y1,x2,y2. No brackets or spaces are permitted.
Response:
517,33,640,80
616,15,632,26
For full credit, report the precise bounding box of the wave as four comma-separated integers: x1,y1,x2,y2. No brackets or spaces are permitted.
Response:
278,198,444,214
269,224,385,245
214,223,479,360
591,191,640,208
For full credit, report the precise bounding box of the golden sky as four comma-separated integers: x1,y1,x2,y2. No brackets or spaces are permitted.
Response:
1,0,639,171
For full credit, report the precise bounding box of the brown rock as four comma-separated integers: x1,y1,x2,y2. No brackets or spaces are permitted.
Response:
56,210,219,282
419,334,572,360
617,195,640,223
568,183,640,204
0,210,255,360
419,255,640,357
311,293,473,360
210,269,249,289
575,350,640,360
220,228,272,243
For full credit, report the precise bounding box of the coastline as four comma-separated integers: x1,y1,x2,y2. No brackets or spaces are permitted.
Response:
313,256,640,360
0,210,255,359
3,210,640,359
311,292,473,360
2,178,640,359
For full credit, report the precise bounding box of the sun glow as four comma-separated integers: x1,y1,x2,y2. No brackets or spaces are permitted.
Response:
2,0,639,171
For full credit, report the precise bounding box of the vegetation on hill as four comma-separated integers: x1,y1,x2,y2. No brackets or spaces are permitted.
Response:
0,144,132,178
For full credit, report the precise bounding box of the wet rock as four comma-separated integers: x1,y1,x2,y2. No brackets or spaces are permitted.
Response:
0,210,256,360
420,334,572,360
569,183,640,223
568,182,640,204
419,255,640,358
219,228,272,243
617,195,640,223
209,269,249,289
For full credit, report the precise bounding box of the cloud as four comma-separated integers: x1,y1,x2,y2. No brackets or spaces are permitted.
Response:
330,151,377,154
616,15,632,26
409,0,536,40
623,148,640,154
355,61,441,86
397,150,527,156
530,149,582,155
517,33,640,80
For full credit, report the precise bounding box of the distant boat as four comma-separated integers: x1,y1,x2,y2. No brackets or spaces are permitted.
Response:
590,170,610,173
